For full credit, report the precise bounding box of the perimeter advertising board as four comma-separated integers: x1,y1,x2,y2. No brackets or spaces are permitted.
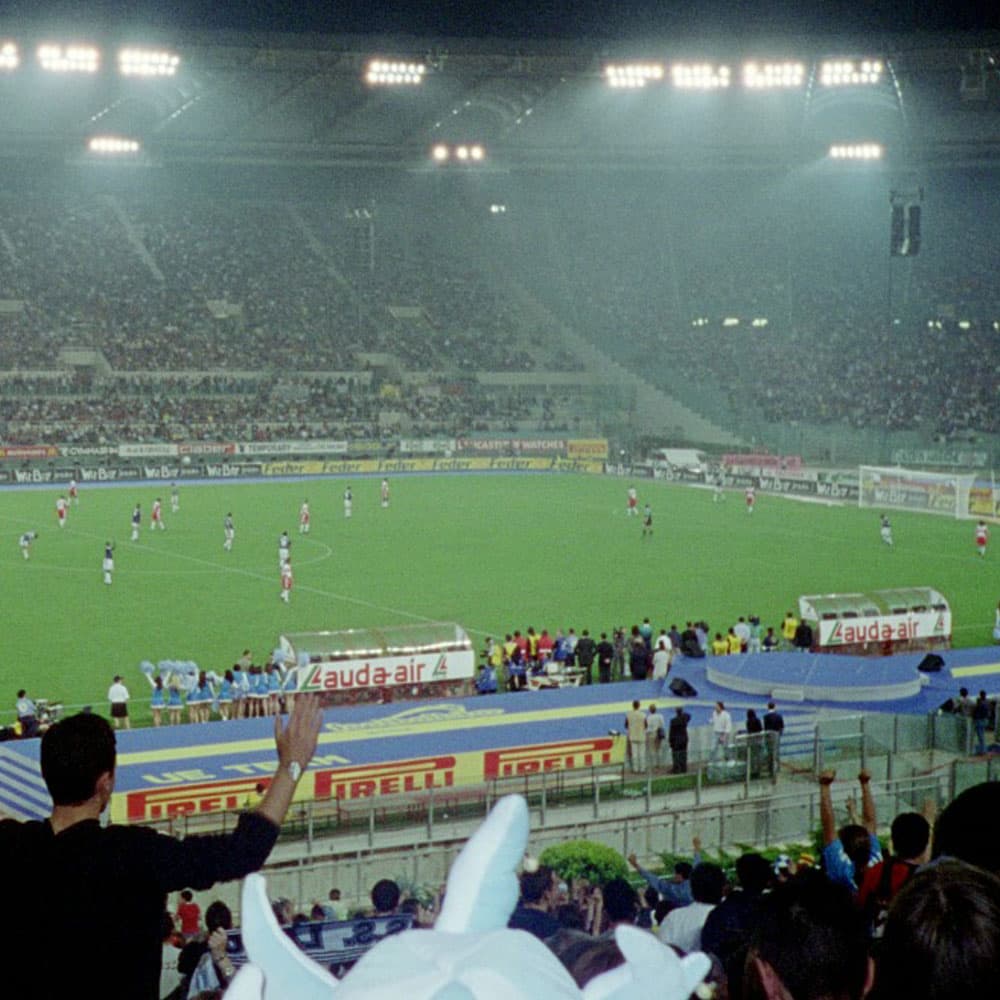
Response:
816,609,951,647
116,736,623,823
296,648,476,693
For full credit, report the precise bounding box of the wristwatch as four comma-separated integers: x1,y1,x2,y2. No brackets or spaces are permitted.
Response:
286,761,303,782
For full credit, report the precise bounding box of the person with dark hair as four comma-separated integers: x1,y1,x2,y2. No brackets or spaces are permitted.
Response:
872,860,1000,1000
762,701,784,777
933,780,1000,874
857,809,932,936
599,877,637,931
628,836,702,910
575,629,596,685
371,878,401,915
176,889,201,941
701,852,772,972
972,690,991,755
657,861,726,952
546,928,625,989
0,696,322,1000
819,769,881,892
743,869,872,1000
185,901,236,997
595,632,614,684
508,864,561,939
668,705,692,774
15,689,39,738
745,708,764,778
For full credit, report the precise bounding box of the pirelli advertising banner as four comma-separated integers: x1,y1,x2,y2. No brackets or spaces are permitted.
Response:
61,697,639,824
261,456,604,477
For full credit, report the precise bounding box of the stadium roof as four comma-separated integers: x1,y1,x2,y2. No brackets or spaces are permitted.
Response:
1,27,999,169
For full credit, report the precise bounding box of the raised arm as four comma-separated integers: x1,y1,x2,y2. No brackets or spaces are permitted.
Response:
255,695,322,828
858,769,876,835
819,769,837,846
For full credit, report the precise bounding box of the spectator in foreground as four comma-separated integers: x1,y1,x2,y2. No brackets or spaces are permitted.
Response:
628,835,702,910
856,808,932,936
371,878,401,916
819,769,881,893
657,861,726,952
0,695,322,1000
507,864,561,940
932,780,1000,874
701,852,772,974
872,860,1000,1000
743,869,871,1000
599,877,638,933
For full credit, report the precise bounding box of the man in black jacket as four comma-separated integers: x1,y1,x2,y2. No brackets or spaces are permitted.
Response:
763,701,785,778
575,629,597,685
669,706,691,773
0,696,322,1000
595,632,615,684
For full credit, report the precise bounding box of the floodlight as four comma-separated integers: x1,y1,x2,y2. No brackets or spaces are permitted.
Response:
751,318,769,327
0,41,19,71
38,43,99,73
469,144,484,161
829,142,883,160
672,63,731,90
722,317,740,327
604,62,664,89
431,144,450,162
957,320,971,330
742,61,804,89
119,48,180,77
88,136,141,154
366,58,426,86
490,204,507,214
820,58,883,86
455,145,470,160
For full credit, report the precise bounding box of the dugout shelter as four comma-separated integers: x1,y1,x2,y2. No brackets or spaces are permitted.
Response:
280,622,475,706
798,587,950,656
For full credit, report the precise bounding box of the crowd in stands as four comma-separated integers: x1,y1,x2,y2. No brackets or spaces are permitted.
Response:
0,190,576,378
0,372,599,444
159,772,1000,999
512,170,1000,440
3,173,997,446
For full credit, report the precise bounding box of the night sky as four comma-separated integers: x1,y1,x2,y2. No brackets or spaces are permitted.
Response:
2,0,998,39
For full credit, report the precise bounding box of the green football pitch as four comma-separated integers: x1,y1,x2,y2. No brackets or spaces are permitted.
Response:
1,473,995,726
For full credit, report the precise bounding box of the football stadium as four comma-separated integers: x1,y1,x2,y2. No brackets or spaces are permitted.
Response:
1,13,999,998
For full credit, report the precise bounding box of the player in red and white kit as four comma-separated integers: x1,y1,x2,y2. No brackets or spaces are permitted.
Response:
151,498,166,530
68,480,79,505
280,559,293,602
299,501,310,534
745,487,756,514
55,496,67,528
975,520,989,558
626,486,638,516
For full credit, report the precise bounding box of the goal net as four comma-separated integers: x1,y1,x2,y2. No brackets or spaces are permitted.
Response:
858,466,976,519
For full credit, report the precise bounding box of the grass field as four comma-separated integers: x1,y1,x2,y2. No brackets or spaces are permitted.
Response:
1,473,996,726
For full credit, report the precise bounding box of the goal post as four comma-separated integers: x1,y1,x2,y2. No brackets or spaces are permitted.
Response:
858,465,976,519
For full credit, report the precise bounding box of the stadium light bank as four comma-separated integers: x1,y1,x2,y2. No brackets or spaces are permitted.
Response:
366,59,427,86
1,41,19,70
38,43,99,73
828,142,884,160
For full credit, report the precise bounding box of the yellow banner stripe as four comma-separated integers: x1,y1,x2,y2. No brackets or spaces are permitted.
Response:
951,662,1000,678
117,699,681,766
